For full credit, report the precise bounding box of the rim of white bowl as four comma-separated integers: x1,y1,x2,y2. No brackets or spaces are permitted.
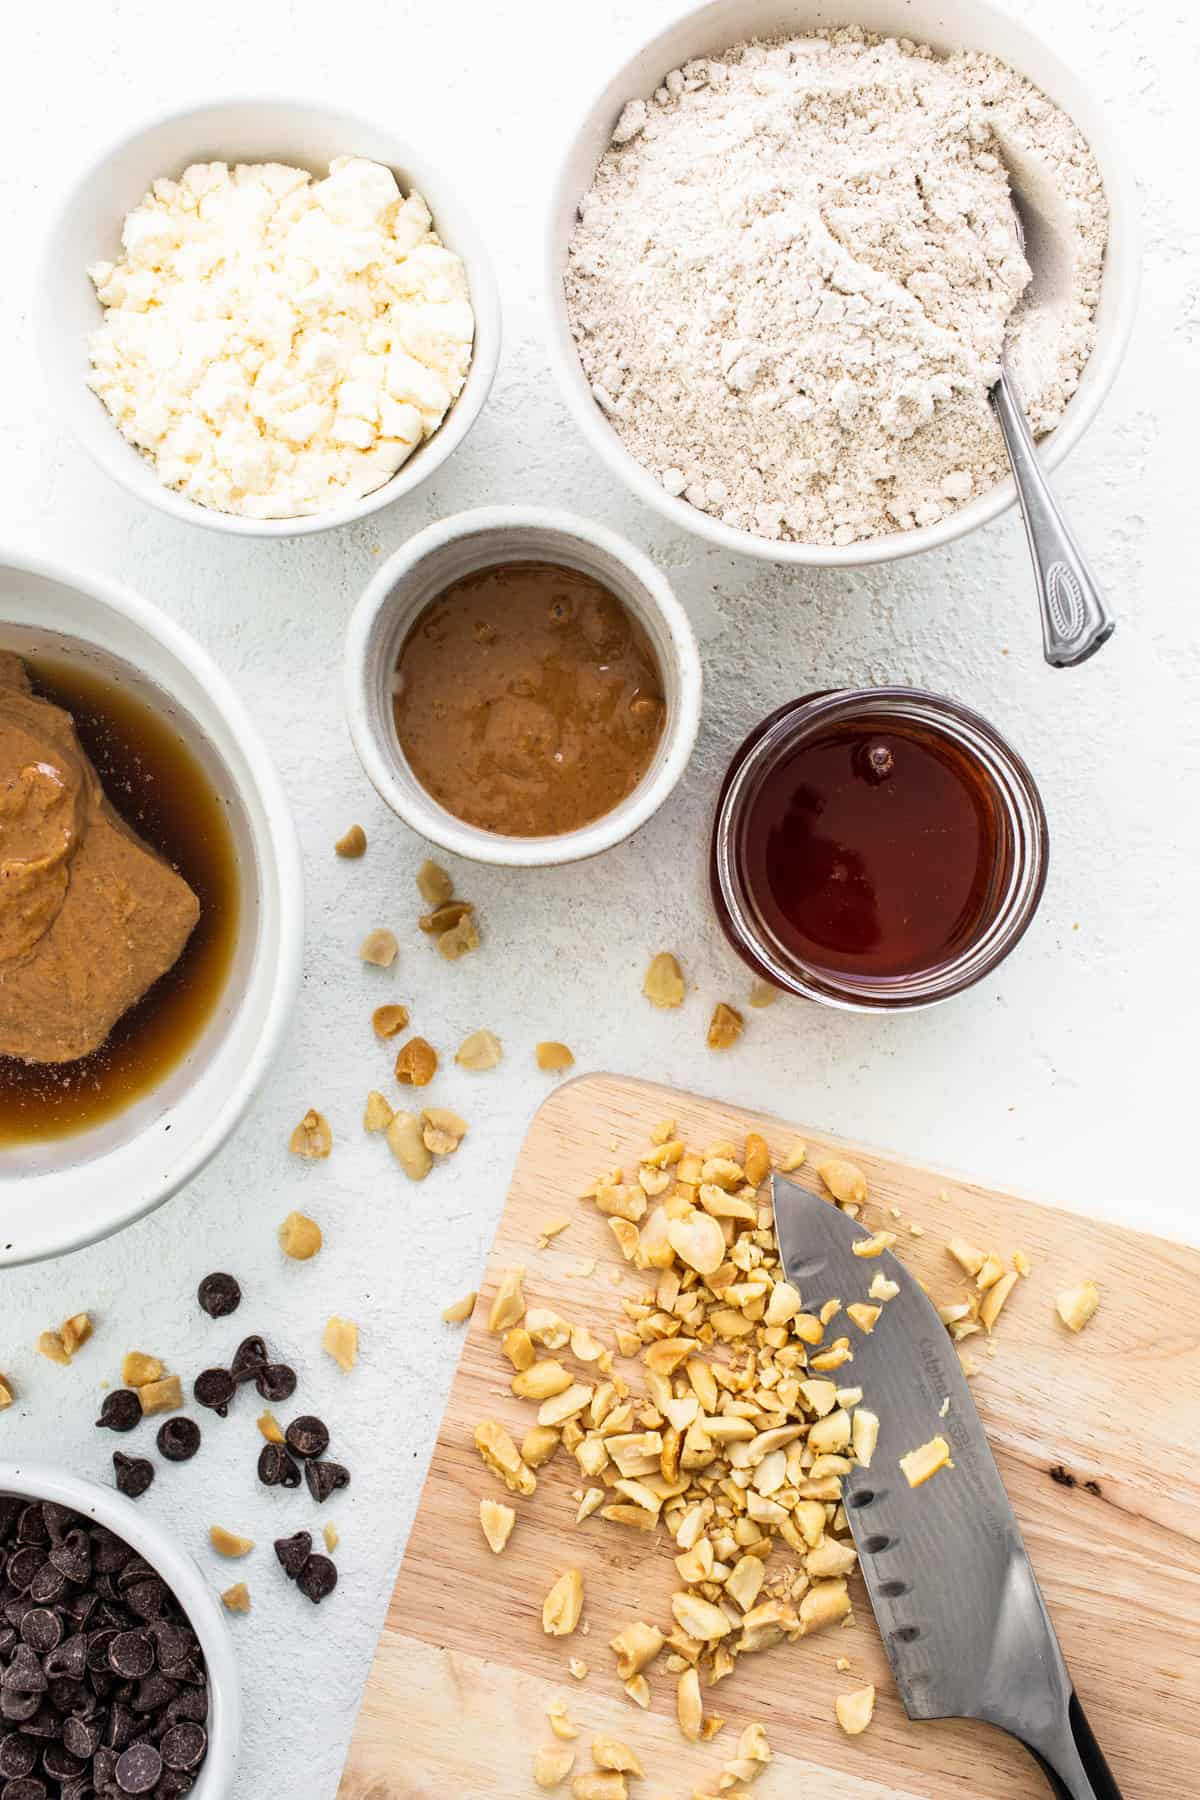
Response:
0,544,304,1262
344,505,704,867
544,0,1142,568
35,94,502,539
0,1462,240,1797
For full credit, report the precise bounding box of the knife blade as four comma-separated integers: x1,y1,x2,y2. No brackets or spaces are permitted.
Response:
771,1172,1122,1800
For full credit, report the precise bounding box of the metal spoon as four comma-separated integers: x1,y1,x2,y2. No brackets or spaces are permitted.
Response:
990,197,1114,668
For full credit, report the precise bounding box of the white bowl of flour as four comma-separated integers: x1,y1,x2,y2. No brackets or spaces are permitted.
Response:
547,0,1138,566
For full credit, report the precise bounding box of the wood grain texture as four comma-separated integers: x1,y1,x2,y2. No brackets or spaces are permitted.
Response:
339,1075,1200,1800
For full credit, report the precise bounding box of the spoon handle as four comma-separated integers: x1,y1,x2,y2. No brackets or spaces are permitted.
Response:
990,366,1115,668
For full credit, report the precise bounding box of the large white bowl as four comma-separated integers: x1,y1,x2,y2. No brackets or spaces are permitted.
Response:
546,0,1140,568
0,1461,239,1796
36,97,502,538
345,506,703,867
0,549,303,1264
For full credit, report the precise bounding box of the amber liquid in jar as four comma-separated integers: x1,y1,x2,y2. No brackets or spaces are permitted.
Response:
743,718,1001,981
0,659,240,1144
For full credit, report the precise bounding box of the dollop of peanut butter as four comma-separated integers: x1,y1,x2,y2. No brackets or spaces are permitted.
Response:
0,653,200,1064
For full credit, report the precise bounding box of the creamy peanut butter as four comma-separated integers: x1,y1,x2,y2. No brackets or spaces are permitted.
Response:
0,653,200,1064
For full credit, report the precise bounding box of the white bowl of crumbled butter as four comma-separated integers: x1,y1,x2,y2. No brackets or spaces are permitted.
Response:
37,99,501,536
546,0,1140,567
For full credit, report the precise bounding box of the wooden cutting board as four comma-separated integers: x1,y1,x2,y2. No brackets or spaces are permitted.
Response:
338,1074,1200,1800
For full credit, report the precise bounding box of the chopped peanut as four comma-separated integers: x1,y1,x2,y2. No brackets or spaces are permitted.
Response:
1056,1280,1100,1333
334,824,366,858
706,1002,743,1050
479,1499,516,1554
835,1686,876,1736
279,1212,323,1260
442,1292,477,1325
372,1003,410,1039
359,928,398,967
818,1158,868,1206
322,1316,359,1372
534,1745,576,1789
900,1436,954,1487
643,952,685,1008
138,1376,183,1416
209,1526,253,1558
537,1041,576,1072
289,1109,332,1159
456,1029,502,1070
543,1569,585,1636
221,1582,251,1613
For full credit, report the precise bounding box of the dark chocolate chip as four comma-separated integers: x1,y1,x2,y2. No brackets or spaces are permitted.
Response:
61,1713,101,1760
0,1692,40,1725
89,1527,134,1576
18,1608,61,1655
86,1630,120,1673
109,1632,154,1680
45,1674,85,1713
116,1559,157,1595
296,1554,338,1605
96,1391,143,1434
158,1722,206,1772
18,1704,59,1740
123,1582,169,1624
229,1337,267,1385
16,1507,49,1548
112,1456,155,1501
0,1733,38,1778
146,1626,193,1677
272,1532,311,1580
283,1415,329,1460
1,1648,45,1695
42,1741,86,1780
196,1273,241,1320
41,1502,75,1542
256,1444,301,1490
155,1419,201,1464
132,1673,179,1715
115,1741,163,1794
304,1459,350,1505
4,1549,42,1593
106,1701,138,1750
191,1371,235,1418
254,1363,296,1404
50,1530,93,1586
27,1563,67,1606
1,1777,48,1800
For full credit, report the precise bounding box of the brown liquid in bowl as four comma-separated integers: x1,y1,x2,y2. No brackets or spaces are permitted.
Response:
0,659,240,1145
392,562,666,837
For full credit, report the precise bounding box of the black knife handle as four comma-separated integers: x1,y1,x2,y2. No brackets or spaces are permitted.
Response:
1029,1693,1124,1800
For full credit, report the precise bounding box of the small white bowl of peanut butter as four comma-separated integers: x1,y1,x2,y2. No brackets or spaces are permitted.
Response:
0,547,303,1264
345,507,702,867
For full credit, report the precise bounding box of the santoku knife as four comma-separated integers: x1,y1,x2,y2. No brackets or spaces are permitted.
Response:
771,1172,1123,1800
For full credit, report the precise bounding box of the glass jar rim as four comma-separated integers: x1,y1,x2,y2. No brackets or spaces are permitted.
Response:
711,687,1050,1012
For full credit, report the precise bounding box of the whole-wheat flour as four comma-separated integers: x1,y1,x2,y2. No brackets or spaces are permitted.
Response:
564,28,1107,546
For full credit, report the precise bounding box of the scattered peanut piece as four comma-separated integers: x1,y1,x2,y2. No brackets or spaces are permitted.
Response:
835,1686,876,1736
422,1106,468,1156
548,1701,578,1740
257,1412,284,1445
777,1139,807,1173
1056,1280,1100,1333
221,1582,251,1613
386,1109,432,1180
488,1268,526,1333
869,1272,900,1302
138,1375,183,1416
534,1745,576,1789
363,1090,394,1133
437,913,480,960
748,980,778,1009
442,1292,477,1325
279,1211,323,1261
322,1316,359,1373
706,1002,743,1050
416,859,453,906
852,1230,896,1259
480,1498,517,1554
60,1314,94,1358
980,1270,1018,1332
643,951,685,1008
543,1569,585,1636
537,1216,572,1249
572,1775,625,1800
1013,1249,1032,1277
474,1420,536,1496
36,1332,71,1367
209,1525,254,1558
359,927,398,967
677,1666,703,1741
947,1236,986,1277
720,1722,771,1785
456,1028,502,1070
568,1658,588,1680
323,1523,339,1553
395,1035,437,1086
372,1003,410,1039
900,1435,954,1487
592,1737,642,1776
0,1374,13,1409
623,1676,649,1709
537,1041,576,1072
290,1109,332,1159
334,824,367,858
819,1157,868,1206
122,1352,164,1388
420,899,475,937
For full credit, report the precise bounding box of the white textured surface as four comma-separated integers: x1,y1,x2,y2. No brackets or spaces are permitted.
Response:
0,2,1197,1796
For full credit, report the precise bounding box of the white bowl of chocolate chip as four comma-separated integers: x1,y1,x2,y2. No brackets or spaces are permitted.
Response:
0,548,303,1265
547,0,1139,565
0,1464,239,1797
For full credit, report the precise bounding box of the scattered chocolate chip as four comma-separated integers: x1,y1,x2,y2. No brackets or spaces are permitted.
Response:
27,1564,67,1607
229,1336,268,1385
19,1610,61,1656
16,1509,48,1549
156,1418,202,1463
108,1631,154,1680
191,1370,236,1418
96,1390,143,1434
1,1647,46,1695
115,1740,163,1793
273,1532,312,1580
0,1691,41,1725
44,1633,86,1684
2,1777,48,1799
256,1445,301,1490
112,1455,156,1501
40,1504,74,1543
159,1722,207,1772
61,1712,101,1759
254,1363,296,1404
0,1733,38,1778
42,1743,85,1782
296,1554,338,1605
123,1580,170,1623
4,1548,41,1593
304,1460,350,1505
196,1272,241,1319
49,1530,92,1586
284,1415,329,1460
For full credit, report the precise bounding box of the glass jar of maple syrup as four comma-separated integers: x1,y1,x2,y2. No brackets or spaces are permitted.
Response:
711,688,1048,1010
